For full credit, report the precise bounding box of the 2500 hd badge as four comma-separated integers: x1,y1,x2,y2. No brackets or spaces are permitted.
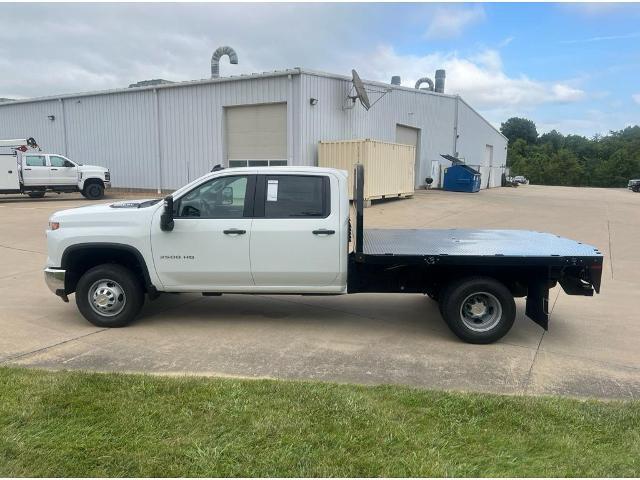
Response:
159,255,195,260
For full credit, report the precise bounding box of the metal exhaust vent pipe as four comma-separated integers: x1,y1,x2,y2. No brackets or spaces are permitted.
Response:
415,77,434,91
391,76,401,86
435,69,446,93
211,46,238,78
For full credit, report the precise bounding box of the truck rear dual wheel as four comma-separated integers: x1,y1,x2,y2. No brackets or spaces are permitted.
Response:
75,264,144,327
27,191,45,198
439,277,515,344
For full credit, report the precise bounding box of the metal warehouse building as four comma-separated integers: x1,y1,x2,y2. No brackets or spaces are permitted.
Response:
0,67,507,191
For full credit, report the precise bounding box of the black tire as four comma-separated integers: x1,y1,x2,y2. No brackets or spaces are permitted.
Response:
439,276,515,344
83,182,104,200
75,264,144,327
27,191,45,198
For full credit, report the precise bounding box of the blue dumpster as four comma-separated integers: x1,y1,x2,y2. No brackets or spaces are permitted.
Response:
442,164,481,192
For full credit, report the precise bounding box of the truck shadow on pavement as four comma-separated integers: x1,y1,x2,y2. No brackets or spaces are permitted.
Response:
131,292,538,347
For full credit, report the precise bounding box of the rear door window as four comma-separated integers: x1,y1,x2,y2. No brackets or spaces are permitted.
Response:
25,155,46,167
260,175,330,218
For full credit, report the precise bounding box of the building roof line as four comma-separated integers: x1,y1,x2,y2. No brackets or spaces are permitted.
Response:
0,68,304,106
0,66,506,140
296,67,460,100
456,96,508,141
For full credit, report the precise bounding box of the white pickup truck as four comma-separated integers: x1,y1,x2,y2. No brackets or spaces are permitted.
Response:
0,138,110,199
44,165,603,344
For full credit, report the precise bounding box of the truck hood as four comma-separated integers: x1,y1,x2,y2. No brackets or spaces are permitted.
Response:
50,198,161,223
77,164,108,172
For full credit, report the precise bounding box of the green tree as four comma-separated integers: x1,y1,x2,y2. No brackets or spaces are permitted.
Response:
500,117,538,144
503,118,640,187
593,149,640,187
539,129,565,150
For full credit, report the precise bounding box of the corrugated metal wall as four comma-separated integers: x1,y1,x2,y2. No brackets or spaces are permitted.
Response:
455,99,507,188
0,70,506,191
64,90,158,189
299,72,457,188
157,76,292,189
0,75,293,190
0,100,66,154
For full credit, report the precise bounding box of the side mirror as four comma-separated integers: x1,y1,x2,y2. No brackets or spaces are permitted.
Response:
160,195,174,231
221,186,233,205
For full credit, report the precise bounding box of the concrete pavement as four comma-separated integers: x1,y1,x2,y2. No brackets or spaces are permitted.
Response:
1,186,639,399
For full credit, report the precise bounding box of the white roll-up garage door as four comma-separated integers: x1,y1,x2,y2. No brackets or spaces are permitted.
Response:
226,103,287,167
395,125,420,187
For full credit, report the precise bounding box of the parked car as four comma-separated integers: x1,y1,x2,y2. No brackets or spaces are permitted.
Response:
0,138,110,199
44,165,603,344
514,175,529,184
628,179,640,192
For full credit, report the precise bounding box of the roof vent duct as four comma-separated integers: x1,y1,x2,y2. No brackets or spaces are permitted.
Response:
415,77,434,91
211,46,238,78
435,69,446,93
391,75,401,86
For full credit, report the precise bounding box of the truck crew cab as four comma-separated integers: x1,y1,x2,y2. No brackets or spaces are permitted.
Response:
44,165,603,344
0,138,110,199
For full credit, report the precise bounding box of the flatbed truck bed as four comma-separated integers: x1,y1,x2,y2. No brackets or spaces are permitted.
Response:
347,165,603,339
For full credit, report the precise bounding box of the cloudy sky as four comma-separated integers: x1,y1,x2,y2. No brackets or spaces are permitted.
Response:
1,2,639,136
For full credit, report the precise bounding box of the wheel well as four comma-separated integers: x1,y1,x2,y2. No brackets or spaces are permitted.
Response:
62,245,151,294
83,178,104,189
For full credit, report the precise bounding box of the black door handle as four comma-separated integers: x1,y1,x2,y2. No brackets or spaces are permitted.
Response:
51,168,58,171
24,168,32,170
223,229,246,235
313,229,335,235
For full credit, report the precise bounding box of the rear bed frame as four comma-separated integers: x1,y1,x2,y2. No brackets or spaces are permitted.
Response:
347,164,603,329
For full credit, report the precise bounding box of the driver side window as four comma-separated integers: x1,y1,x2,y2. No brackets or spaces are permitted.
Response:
175,175,250,219
49,156,72,168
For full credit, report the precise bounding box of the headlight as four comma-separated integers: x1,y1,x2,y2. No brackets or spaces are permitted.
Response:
49,221,60,231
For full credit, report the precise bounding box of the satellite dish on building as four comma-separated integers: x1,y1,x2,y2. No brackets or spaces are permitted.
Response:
351,69,371,111
344,69,389,111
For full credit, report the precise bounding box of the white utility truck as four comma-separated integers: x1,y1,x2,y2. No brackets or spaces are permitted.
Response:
0,138,110,199
44,165,603,344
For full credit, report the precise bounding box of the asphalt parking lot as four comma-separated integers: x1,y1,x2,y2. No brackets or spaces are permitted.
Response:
1,185,639,399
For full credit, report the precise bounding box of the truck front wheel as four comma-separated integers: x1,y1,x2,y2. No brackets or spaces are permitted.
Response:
75,264,144,327
440,277,515,344
82,182,104,200
27,191,46,198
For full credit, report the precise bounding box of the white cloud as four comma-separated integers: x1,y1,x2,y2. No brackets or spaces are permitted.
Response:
0,3,589,124
354,46,586,110
424,6,485,39
561,32,640,45
537,107,639,137
498,36,514,48
633,93,640,105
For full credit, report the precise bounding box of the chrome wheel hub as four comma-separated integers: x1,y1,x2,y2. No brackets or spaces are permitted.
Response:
89,279,126,317
460,292,502,332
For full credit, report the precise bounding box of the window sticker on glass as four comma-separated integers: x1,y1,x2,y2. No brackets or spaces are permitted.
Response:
267,179,279,201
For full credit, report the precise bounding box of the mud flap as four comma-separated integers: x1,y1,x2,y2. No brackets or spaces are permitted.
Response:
526,281,550,330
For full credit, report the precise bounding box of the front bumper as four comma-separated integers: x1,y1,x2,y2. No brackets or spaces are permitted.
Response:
104,181,112,189
44,267,69,302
